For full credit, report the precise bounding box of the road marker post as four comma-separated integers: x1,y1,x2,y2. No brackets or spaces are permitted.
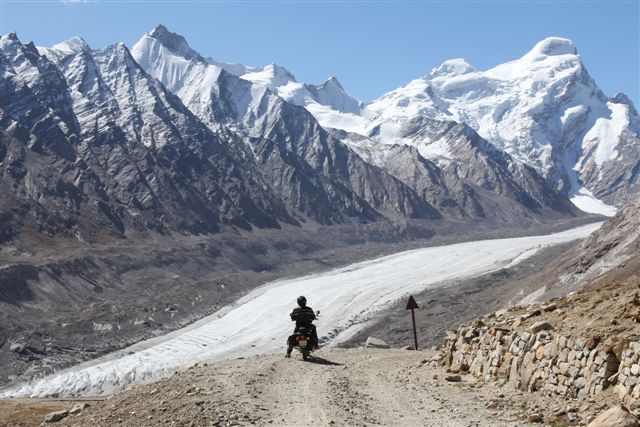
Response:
406,295,419,350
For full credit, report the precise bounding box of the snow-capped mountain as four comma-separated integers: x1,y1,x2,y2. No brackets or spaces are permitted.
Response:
131,25,580,225
130,26,442,222
134,28,637,216
1,31,301,240
131,25,365,134
0,29,439,242
297,37,639,215
132,25,368,135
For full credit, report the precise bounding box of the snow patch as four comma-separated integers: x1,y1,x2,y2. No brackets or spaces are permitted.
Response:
560,105,587,127
582,102,629,166
51,36,89,54
570,187,617,216
429,58,476,78
240,64,296,91
416,138,452,160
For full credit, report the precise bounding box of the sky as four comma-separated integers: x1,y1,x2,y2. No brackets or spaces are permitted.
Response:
1,0,638,106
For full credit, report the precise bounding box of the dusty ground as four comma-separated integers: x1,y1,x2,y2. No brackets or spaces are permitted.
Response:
1,348,554,427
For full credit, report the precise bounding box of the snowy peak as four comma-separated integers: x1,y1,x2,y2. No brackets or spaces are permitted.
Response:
132,25,366,130
0,32,26,52
428,58,476,78
146,24,204,62
612,92,638,114
345,36,638,211
51,36,90,54
37,36,92,63
98,42,139,69
305,76,363,115
2,31,18,42
319,76,345,91
524,37,578,59
241,63,297,90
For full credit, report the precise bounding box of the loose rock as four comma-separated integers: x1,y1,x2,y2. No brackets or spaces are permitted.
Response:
365,337,390,349
69,403,89,415
530,321,553,333
587,405,639,427
44,410,69,423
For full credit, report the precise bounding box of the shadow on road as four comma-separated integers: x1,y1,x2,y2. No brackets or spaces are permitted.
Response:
306,355,343,366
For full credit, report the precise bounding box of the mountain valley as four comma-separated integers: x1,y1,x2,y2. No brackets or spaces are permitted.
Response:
0,24,638,416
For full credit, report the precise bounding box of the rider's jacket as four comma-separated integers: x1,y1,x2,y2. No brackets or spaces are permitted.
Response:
290,306,316,328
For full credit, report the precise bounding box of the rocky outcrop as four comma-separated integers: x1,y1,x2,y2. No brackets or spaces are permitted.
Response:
365,337,390,349
44,409,68,423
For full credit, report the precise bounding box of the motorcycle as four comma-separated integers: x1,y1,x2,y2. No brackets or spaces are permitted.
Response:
286,311,319,361
288,326,314,360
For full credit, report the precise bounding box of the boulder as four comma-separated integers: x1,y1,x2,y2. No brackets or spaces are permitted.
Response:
445,375,461,382
44,410,69,423
587,405,639,427
365,337,390,349
530,321,553,333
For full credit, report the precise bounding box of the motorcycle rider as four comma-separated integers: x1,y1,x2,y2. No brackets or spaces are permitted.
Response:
286,295,319,358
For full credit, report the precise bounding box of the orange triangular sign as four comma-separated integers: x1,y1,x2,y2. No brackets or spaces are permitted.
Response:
406,295,419,310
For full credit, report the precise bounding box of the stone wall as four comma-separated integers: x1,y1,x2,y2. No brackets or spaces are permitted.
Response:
616,343,640,406
441,318,639,410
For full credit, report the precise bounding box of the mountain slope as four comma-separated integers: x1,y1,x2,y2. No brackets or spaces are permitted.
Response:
518,195,640,301
131,25,440,222
1,32,299,242
336,116,581,223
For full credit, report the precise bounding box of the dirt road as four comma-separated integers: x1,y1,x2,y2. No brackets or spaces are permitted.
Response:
2,348,537,426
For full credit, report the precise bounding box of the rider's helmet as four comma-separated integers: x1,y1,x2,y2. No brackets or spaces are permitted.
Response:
297,296,307,307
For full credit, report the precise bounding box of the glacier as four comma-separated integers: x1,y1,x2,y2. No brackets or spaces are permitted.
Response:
1,223,601,398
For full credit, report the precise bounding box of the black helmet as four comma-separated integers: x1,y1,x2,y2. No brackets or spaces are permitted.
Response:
297,296,307,307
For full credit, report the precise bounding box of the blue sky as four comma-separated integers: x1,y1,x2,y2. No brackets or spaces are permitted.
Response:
1,0,638,105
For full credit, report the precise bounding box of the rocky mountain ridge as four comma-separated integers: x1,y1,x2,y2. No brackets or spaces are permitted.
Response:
1,31,297,243
217,33,638,214
131,25,581,225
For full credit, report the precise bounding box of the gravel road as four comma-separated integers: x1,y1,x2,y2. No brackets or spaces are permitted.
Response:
0,348,540,427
